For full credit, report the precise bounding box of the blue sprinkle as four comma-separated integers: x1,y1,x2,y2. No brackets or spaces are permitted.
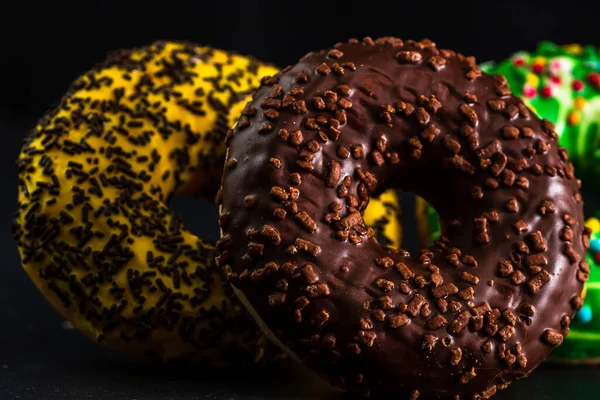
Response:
576,305,593,324
590,239,600,254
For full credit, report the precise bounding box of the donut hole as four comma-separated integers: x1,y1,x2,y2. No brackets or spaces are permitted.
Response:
170,197,220,242
397,191,420,253
415,197,441,248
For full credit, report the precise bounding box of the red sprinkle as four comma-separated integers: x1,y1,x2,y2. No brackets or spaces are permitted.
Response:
572,80,584,92
513,57,526,67
532,63,544,74
551,76,561,85
540,86,553,98
587,72,600,88
595,251,600,265
523,85,537,98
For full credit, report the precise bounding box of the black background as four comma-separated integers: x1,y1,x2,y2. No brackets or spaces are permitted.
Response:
1,0,600,398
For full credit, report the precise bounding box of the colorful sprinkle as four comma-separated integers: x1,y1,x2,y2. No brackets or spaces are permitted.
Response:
589,238,600,253
532,63,544,74
513,57,526,67
587,72,600,88
574,96,587,110
576,305,593,324
549,60,563,73
541,86,553,98
563,43,584,55
585,217,600,232
526,73,540,87
550,75,562,85
522,84,537,98
568,111,581,126
572,80,584,92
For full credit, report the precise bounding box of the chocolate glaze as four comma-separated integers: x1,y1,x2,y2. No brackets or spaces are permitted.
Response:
218,37,588,399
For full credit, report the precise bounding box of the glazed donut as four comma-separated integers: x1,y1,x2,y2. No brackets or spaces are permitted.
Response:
13,41,281,364
416,42,600,364
218,37,587,398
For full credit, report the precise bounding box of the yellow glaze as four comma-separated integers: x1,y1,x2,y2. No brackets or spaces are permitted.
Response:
14,41,279,364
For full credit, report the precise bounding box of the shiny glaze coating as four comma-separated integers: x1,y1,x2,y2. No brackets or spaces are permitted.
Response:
219,37,588,398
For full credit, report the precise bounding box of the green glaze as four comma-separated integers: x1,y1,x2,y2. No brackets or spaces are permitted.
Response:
418,42,600,363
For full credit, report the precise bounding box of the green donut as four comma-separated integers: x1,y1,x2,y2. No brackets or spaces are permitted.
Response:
416,42,600,363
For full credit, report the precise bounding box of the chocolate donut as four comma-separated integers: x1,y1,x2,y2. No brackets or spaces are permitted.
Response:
219,37,588,398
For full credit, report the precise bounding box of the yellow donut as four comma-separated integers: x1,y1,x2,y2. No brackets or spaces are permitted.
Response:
13,41,279,364
364,190,402,249
13,41,403,365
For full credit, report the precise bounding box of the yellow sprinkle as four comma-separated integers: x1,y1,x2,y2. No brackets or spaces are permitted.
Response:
586,217,600,232
526,73,540,87
574,96,587,110
568,110,581,126
533,56,547,65
582,286,588,300
563,44,584,55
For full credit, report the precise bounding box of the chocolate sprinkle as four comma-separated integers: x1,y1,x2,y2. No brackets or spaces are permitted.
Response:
13,41,281,365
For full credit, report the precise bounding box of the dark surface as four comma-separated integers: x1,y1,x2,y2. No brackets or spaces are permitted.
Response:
3,0,600,127
2,1,600,398
1,328,600,399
